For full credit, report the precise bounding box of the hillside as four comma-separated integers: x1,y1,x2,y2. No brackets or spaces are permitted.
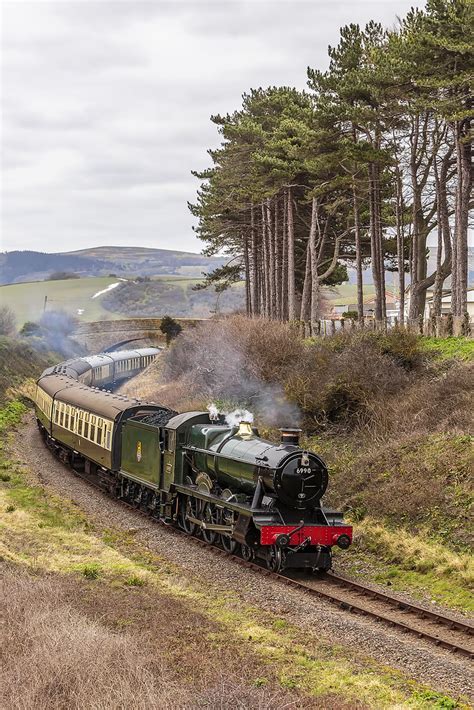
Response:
0,246,227,285
0,336,57,403
0,276,245,326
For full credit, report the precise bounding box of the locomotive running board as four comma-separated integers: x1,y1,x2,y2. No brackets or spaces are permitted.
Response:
172,483,268,516
184,514,233,533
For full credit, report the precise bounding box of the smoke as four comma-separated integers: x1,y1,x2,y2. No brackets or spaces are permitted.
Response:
22,310,85,359
225,408,254,427
208,403,254,427
162,316,302,427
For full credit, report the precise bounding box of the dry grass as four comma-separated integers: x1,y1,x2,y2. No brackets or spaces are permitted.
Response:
371,360,474,439
0,566,181,710
0,564,318,710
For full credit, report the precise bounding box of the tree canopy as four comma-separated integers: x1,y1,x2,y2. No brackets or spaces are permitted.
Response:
191,0,473,323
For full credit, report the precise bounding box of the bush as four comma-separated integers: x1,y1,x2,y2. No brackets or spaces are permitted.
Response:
48,271,80,280
287,337,410,431
159,315,182,345
20,321,41,337
0,306,16,337
342,311,358,320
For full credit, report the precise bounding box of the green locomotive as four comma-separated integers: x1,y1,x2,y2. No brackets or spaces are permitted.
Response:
35,351,352,573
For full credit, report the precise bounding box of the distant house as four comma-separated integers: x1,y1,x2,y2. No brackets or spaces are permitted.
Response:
424,288,474,319
331,290,399,320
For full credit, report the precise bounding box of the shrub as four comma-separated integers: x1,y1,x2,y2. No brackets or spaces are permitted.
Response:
159,316,303,424
342,311,358,320
48,271,80,280
159,315,182,345
20,321,41,337
82,564,100,580
287,336,410,431
0,306,16,337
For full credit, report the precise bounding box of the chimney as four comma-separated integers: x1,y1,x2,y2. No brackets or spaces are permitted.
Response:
279,428,301,446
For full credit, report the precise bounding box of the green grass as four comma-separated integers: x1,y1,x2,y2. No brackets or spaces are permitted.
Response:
343,518,474,613
325,283,376,305
0,274,227,325
420,336,474,361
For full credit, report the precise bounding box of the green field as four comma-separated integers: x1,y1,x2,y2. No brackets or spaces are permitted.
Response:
0,277,124,326
324,283,377,305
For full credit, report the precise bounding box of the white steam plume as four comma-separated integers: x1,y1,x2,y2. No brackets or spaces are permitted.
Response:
225,408,254,427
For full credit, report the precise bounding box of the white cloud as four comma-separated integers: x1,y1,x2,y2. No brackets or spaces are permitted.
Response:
1,0,424,253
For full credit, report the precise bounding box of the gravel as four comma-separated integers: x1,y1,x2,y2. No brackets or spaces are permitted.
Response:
9,412,474,702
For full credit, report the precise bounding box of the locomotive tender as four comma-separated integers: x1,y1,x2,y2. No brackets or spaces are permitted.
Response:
34,348,352,573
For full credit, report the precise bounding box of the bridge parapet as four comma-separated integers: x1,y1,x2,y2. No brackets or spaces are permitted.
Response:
74,317,205,353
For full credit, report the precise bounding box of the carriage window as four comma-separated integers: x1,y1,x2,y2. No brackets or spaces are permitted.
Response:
78,417,83,436
105,428,112,449
97,419,103,445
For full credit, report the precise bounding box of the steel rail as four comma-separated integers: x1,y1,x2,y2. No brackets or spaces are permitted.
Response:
324,572,474,638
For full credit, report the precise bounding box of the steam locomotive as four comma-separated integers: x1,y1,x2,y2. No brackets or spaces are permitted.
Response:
34,349,352,573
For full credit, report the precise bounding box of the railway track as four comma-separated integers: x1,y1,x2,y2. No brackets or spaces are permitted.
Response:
193,538,474,661
66,461,474,662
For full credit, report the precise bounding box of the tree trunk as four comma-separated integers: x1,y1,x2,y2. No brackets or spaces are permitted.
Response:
374,159,386,321
267,198,276,318
261,202,270,317
250,204,259,315
274,195,281,319
309,196,320,329
352,179,364,321
407,113,439,319
244,233,251,315
287,187,296,320
432,221,444,317
395,166,405,323
300,242,311,322
432,149,453,316
453,113,471,316
281,190,288,320
369,164,383,321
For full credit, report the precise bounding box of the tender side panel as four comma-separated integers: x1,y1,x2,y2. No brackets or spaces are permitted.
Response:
121,421,161,488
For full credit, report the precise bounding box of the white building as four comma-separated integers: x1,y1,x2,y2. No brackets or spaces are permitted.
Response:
424,288,474,320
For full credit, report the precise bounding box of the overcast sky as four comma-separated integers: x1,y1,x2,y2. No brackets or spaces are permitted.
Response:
2,0,425,255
